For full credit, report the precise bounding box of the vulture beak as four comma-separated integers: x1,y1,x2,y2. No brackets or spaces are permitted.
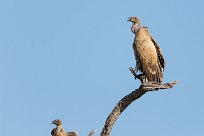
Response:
51,120,55,124
127,17,131,22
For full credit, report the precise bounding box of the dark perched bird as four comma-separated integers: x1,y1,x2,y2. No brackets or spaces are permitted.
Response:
51,119,67,136
51,119,78,136
128,16,165,83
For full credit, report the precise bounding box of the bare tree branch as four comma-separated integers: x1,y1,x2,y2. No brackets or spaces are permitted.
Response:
88,129,97,136
100,80,178,136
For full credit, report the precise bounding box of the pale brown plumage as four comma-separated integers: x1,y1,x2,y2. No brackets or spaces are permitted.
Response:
128,17,165,83
51,119,78,136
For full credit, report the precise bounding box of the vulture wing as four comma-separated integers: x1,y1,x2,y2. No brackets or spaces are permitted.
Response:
134,27,165,83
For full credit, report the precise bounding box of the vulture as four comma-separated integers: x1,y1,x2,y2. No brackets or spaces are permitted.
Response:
51,119,78,136
128,17,165,83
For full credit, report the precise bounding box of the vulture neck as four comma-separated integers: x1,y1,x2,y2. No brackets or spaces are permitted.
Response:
56,124,63,129
131,23,142,34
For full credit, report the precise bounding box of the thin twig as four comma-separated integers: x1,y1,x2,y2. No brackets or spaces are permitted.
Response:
88,129,97,136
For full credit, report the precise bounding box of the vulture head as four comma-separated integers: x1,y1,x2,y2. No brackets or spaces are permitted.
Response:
51,119,62,126
128,16,142,33
128,16,141,25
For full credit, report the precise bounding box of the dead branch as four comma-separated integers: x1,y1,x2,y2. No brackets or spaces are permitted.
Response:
100,80,178,136
88,129,97,136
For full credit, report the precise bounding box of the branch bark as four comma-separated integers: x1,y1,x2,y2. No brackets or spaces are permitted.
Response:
100,80,178,136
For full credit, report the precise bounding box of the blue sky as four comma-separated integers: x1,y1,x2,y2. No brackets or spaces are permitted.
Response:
0,0,203,136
